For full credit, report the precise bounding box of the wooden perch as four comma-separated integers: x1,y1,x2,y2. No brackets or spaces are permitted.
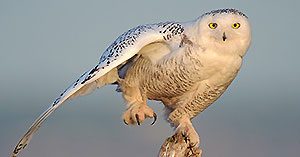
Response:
159,131,202,157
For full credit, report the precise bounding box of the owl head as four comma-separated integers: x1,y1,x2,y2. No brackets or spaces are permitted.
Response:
196,9,251,57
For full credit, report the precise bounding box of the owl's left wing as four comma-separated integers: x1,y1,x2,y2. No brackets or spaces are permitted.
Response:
11,22,185,157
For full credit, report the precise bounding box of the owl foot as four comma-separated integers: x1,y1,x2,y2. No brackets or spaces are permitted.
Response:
159,126,202,157
123,102,156,125
176,118,200,147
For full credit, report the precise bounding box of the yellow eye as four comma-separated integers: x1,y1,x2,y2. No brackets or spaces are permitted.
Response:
208,23,218,29
232,23,241,29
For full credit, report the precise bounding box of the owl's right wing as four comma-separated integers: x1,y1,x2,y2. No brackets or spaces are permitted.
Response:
11,21,185,157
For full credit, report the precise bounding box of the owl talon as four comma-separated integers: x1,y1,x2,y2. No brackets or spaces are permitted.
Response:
135,114,141,125
182,132,190,143
123,119,128,125
150,113,157,125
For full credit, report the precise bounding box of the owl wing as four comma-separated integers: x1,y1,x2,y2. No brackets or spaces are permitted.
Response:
11,22,185,157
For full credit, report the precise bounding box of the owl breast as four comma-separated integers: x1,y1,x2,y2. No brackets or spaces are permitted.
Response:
122,48,203,100
121,46,242,106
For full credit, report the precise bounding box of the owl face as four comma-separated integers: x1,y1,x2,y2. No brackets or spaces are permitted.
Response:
197,10,251,57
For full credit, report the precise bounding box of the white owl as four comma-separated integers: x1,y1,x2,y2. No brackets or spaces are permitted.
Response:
11,8,251,157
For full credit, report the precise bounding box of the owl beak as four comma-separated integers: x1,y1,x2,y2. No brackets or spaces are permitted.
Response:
222,32,227,41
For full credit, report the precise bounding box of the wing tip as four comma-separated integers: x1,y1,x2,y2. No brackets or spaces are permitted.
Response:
13,139,29,157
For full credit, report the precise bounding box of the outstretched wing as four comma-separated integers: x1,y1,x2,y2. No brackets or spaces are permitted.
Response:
11,21,185,157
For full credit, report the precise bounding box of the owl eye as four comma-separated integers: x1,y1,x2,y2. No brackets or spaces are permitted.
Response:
208,23,218,29
232,23,241,29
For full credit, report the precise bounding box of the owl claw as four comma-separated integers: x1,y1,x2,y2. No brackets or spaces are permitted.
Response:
123,119,128,125
135,114,141,125
181,131,189,143
151,113,157,125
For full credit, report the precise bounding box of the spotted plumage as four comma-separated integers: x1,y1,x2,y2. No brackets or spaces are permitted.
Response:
99,22,184,66
11,8,251,157
56,22,184,105
201,8,248,18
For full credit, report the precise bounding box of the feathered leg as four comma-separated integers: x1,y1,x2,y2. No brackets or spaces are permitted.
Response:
118,79,156,125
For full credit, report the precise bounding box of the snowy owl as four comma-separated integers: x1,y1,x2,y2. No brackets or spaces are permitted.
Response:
11,8,251,157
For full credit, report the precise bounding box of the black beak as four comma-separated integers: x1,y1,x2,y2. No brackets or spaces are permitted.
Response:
222,32,227,41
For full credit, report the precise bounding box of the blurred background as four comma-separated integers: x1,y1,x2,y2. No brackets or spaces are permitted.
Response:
1,0,299,157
